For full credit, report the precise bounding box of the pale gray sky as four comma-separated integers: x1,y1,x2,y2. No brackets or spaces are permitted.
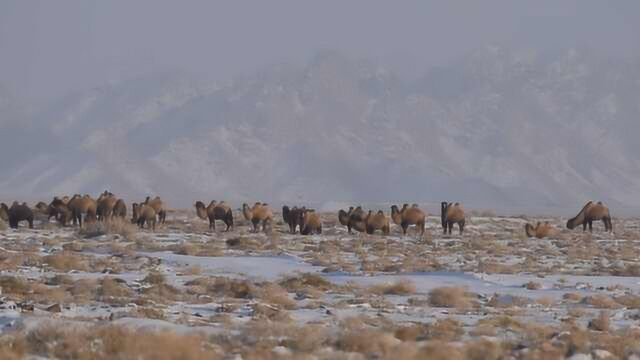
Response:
1,0,639,102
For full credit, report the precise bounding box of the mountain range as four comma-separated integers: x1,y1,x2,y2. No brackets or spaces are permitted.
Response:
1,46,639,214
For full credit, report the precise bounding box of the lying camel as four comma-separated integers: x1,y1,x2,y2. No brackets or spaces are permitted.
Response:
300,209,322,235
365,210,390,235
441,202,465,235
195,200,234,231
242,202,273,233
525,222,559,239
566,201,612,232
391,204,426,236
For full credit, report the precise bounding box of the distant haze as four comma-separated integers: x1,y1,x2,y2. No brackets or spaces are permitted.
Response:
1,2,640,215
2,1,639,102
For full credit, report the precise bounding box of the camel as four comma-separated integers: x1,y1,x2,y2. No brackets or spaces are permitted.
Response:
364,210,390,235
242,202,273,233
195,200,234,231
144,196,167,224
32,201,53,222
338,206,354,227
282,206,305,234
34,202,49,213
0,203,8,223
300,209,322,235
338,206,367,234
525,222,559,239
132,203,157,231
96,191,119,221
566,201,612,232
49,197,73,226
391,204,426,236
112,199,127,219
441,202,466,235
4,202,34,229
67,195,98,228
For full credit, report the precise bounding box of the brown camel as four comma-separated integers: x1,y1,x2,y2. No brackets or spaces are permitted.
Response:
391,204,426,236
300,209,322,235
112,199,127,219
195,200,234,231
441,202,466,235
96,191,120,221
49,197,73,226
242,202,273,233
338,206,367,234
364,210,390,235
144,196,167,224
566,201,612,232
525,222,558,239
67,195,98,228
132,203,157,231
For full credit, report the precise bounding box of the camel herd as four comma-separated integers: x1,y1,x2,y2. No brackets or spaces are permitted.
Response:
0,193,614,238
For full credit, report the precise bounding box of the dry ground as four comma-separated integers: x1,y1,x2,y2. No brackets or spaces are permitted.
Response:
0,210,639,359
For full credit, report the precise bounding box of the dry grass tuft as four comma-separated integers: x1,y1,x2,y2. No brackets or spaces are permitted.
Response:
258,283,296,309
563,293,583,302
42,251,89,272
589,311,610,332
0,276,32,298
418,341,463,360
185,276,256,299
367,279,417,296
428,286,476,309
337,329,400,358
25,324,220,359
582,295,621,309
279,273,334,292
463,339,504,360
524,281,542,290
78,218,138,239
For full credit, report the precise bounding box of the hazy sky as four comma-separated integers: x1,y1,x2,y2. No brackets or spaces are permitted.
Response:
2,0,639,102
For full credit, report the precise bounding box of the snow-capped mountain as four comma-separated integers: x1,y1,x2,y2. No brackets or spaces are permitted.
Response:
2,48,640,213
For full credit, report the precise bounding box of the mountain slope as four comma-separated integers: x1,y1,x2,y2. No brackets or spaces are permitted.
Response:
2,48,639,213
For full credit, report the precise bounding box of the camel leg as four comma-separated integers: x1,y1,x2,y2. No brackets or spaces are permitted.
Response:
448,223,453,235
588,220,593,232
459,219,465,235
582,222,587,232
401,222,408,235
211,218,216,231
